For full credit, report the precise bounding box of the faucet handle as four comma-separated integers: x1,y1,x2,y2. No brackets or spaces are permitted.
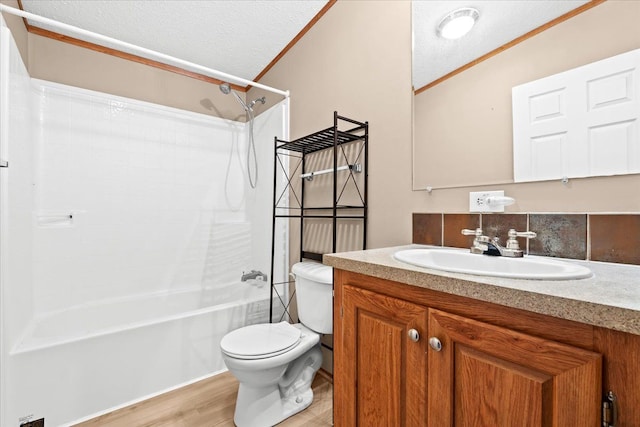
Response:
462,228,488,253
462,228,490,244
508,229,537,239
506,229,536,250
461,228,483,236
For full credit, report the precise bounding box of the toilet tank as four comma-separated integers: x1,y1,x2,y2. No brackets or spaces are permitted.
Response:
291,262,333,334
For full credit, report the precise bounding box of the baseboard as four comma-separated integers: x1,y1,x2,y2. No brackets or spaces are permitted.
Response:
316,367,333,383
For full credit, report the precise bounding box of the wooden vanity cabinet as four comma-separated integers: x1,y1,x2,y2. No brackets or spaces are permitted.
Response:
428,308,601,426
335,283,428,426
333,269,638,427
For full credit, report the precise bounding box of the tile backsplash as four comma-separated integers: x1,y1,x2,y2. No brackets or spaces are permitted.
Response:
590,215,640,265
413,213,640,266
529,214,587,260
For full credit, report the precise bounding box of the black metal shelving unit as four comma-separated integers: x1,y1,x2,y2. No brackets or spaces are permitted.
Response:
269,112,368,322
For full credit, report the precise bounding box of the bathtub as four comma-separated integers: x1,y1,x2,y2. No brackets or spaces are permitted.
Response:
6,281,286,426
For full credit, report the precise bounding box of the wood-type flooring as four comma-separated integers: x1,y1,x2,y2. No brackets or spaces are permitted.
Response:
74,371,333,427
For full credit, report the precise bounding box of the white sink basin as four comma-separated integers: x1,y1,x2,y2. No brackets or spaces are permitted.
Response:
394,248,592,280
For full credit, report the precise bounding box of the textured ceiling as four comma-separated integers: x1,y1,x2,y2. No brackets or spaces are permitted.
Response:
20,0,329,85
412,0,590,90
19,1,590,91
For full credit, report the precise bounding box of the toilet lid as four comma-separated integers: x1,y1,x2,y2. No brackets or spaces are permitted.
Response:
221,322,301,360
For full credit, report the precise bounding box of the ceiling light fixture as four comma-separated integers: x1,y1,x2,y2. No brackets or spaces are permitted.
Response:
436,7,479,40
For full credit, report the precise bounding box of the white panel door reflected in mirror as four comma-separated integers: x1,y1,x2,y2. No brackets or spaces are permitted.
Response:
512,48,640,183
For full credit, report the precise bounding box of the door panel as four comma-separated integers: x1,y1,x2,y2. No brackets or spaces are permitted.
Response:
357,311,403,424
455,345,552,427
428,309,601,427
339,284,428,426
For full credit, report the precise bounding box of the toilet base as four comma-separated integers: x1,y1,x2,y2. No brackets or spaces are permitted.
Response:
232,344,322,427
234,385,313,427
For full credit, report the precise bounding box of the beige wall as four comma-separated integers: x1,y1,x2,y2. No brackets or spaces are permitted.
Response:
5,1,636,246
413,0,640,213
29,34,255,120
250,0,413,374
1,0,28,65
253,0,414,249
1,1,416,260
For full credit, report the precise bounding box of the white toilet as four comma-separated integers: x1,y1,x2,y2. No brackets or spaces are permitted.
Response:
220,261,333,427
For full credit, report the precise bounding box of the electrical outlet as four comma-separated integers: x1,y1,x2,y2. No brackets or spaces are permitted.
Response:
469,190,505,213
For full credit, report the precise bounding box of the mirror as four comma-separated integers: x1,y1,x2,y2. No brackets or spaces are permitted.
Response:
411,1,588,92
412,0,640,189
512,48,640,183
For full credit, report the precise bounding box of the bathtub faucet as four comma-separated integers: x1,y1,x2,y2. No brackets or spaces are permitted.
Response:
241,270,267,282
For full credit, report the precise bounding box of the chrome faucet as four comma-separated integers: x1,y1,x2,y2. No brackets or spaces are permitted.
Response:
461,228,536,258
241,270,267,282
461,228,490,254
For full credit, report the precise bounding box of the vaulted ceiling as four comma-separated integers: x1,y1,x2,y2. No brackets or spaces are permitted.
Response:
17,0,592,91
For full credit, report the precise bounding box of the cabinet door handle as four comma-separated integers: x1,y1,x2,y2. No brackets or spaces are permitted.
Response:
408,329,420,342
429,337,442,351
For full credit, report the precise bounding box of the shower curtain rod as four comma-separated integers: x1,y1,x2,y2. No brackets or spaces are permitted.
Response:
0,4,290,98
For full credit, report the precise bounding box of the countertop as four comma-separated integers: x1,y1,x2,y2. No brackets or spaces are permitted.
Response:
323,245,640,336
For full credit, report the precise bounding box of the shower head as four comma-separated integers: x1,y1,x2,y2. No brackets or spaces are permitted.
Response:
248,96,267,110
219,82,250,112
219,83,232,95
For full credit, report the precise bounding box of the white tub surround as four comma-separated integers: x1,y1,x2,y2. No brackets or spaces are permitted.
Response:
0,19,290,426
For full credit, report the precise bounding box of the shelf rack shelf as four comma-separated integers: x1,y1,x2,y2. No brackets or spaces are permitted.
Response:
269,112,368,322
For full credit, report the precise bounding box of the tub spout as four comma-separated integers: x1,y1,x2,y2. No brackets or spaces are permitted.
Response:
241,270,267,282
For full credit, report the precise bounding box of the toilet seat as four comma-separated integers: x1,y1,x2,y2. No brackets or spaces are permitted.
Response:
220,322,302,360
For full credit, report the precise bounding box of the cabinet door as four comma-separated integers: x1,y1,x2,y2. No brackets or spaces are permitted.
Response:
428,309,602,427
336,284,428,426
